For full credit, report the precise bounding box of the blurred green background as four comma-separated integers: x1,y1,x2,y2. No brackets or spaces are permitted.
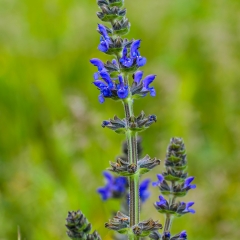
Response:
0,0,240,239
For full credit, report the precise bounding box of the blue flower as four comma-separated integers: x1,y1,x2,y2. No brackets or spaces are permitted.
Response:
97,171,128,201
90,58,106,80
119,40,146,68
130,40,146,67
183,176,196,190
97,24,111,53
133,71,143,84
152,174,164,186
139,179,151,203
120,47,133,67
182,201,195,214
132,71,156,97
98,24,110,40
163,231,171,239
179,230,187,239
142,75,156,97
93,80,112,103
117,75,128,99
155,195,168,207
90,58,105,71
93,71,115,103
100,71,114,89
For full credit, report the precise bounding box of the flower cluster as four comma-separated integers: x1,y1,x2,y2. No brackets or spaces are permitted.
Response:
66,211,101,240
152,137,196,238
65,0,196,239
90,5,157,104
102,111,157,134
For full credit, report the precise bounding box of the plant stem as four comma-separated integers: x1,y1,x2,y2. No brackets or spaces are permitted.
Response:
163,182,176,234
123,94,140,240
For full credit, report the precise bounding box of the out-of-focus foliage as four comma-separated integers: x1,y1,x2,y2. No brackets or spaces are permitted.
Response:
0,0,240,239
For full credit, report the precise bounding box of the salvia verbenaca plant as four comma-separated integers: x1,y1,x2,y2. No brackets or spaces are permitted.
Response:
65,1,196,239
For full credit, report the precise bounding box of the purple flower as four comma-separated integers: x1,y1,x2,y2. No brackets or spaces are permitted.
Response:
93,71,116,103
163,231,171,239
117,75,128,99
90,58,105,71
179,230,187,239
97,24,111,53
183,176,196,190
130,40,141,58
100,71,114,89
182,201,195,214
130,40,147,67
97,171,127,201
139,179,151,203
155,195,167,207
132,71,156,97
152,174,164,187
142,75,156,97
119,40,146,69
133,71,143,84
93,80,112,103
119,47,133,67
98,24,110,40
90,58,106,80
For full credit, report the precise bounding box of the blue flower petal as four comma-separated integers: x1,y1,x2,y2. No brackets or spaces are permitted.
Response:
103,171,113,183
184,177,194,188
97,187,110,201
184,202,195,214
137,56,146,67
157,174,164,182
140,179,151,191
117,87,128,99
90,58,104,71
100,72,114,89
180,230,187,239
131,40,141,58
143,75,156,88
133,71,143,84
156,195,167,206
98,24,109,40
93,72,99,80
98,42,109,53
118,75,124,85
149,87,156,97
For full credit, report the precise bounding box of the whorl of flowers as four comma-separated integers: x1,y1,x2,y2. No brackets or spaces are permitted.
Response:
65,1,196,240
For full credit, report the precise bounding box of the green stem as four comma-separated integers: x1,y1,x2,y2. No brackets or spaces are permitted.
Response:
123,99,139,240
163,182,176,234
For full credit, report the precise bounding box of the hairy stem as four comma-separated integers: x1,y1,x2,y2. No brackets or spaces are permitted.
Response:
163,182,176,234
122,78,140,240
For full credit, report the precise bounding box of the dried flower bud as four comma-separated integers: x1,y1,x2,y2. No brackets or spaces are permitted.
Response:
108,158,137,176
128,111,157,132
138,155,161,174
132,219,162,237
102,116,126,133
105,212,130,234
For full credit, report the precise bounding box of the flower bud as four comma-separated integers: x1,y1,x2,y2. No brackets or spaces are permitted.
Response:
132,219,162,237
97,6,126,22
105,212,130,234
138,155,161,174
